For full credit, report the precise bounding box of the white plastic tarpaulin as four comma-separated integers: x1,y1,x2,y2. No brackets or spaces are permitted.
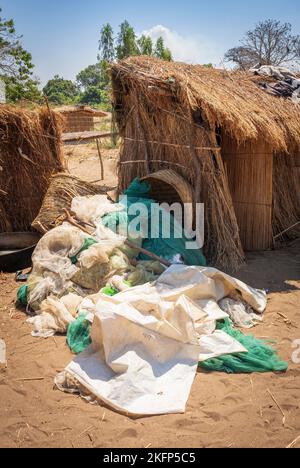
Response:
56,265,266,416
0,339,6,365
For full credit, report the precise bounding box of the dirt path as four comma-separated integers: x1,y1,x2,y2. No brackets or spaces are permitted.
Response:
0,145,300,448
64,142,119,187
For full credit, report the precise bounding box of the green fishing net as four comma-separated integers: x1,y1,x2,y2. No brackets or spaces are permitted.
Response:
101,285,118,296
66,312,288,374
67,286,120,354
67,314,92,354
17,284,28,306
102,178,207,267
200,319,288,374
70,237,98,264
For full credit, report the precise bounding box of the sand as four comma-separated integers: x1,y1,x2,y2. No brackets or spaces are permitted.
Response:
0,144,300,448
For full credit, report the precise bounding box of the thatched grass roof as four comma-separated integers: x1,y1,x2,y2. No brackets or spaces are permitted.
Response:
111,56,300,152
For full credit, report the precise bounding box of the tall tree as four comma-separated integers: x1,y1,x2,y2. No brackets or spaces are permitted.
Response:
138,35,153,55
76,62,110,107
79,86,109,108
0,7,41,102
43,75,79,105
98,23,115,62
76,63,102,90
155,37,172,61
225,19,300,70
116,20,139,59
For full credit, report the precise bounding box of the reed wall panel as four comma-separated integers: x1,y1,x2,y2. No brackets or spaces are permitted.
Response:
63,113,94,133
222,135,273,251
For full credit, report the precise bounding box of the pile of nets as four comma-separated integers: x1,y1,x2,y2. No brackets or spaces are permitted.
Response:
16,178,288,376
102,178,207,267
65,315,287,374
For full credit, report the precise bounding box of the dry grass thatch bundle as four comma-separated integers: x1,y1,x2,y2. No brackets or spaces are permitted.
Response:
112,56,300,152
111,56,300,271
0,105,64,232
273,152,300,242
32,173,116,233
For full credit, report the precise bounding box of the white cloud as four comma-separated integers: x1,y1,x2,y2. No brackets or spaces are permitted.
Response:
142,25,223,66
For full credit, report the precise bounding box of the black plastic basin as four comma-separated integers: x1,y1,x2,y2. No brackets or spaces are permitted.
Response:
0,232,41,273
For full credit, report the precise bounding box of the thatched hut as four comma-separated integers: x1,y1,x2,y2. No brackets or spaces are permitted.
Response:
0,105,64,232
111,56,300,271
56,105,109,133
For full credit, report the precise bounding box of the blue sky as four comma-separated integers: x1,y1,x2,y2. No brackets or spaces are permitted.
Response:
1,0,299,86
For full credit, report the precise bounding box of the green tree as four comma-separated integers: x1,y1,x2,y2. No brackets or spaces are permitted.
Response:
0,7,41,102
79,87,110,109
138,35,153,55
43,75,79,105
3,75,42,103
154,37,172,61
76,62,110,107
98,23,115,62
116,20,139,59
76,63,102,90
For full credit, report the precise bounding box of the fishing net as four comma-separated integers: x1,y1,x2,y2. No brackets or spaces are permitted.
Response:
102,178,207,266
200,319,288,374
67,314,92,354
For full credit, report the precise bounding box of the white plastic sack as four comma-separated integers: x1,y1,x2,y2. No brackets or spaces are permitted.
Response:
219,298,263,329
56,265,265,416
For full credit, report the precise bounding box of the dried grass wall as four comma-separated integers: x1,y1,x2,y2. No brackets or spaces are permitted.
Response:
113,74,244,271
273,151,300,242
222,136,273,251
0,105,64,232
112,58,300,267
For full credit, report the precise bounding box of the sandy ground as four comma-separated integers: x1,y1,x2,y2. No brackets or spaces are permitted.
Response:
64,141,119,188
0,144,300,448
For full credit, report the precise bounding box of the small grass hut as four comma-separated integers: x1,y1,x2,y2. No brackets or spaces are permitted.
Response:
111,56,300,271
0,105,64,232
56,105,109,133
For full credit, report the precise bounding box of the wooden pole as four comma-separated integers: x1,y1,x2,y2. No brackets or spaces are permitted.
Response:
274,221,300,240
96,139,104,181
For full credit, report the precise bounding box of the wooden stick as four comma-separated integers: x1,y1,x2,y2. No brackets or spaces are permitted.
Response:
62,210,171,267
62,131,118,143
267,389,286,426
125,240,171,267
78,425,95,439
96,139,104,181
274,221,300,240
286,434,300,449
124,137,221,151
63,210,91,234
15,377,45,382
277,312,289,320
120,160,186,170
44,96,56,135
